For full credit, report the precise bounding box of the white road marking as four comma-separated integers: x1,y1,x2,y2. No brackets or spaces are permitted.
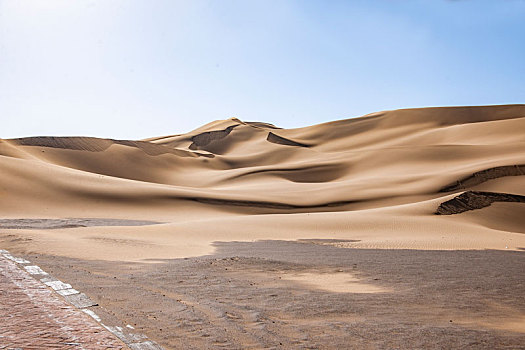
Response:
82,309,101,322
1,248,163,349
24,265,48,275
2,253,30,264
129,341,163,350
57,288,80,296
104,324,148,343
103,325,127,340
40,277,57,284
44,280,72,291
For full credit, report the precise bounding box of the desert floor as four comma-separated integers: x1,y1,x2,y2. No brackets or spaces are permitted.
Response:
1,105,524,348
10,240,525,349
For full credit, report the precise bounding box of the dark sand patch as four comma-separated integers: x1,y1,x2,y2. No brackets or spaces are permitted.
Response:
189,125,237,151
436,191,525,215
0,218,161,230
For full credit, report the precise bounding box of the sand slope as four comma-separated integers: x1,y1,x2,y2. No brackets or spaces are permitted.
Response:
1,105,524,260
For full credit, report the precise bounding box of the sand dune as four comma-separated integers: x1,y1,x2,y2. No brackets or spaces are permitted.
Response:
1,105,524,261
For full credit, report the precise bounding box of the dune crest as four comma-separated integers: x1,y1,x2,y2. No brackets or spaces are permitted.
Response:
1,104,525,260
439,165,525,192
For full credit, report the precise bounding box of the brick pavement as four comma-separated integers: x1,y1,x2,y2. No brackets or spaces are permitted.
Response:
0,253,128,349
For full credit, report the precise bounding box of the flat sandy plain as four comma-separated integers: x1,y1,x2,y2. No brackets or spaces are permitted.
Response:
1,105,525,348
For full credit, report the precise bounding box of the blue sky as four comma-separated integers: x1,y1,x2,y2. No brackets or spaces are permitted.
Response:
1,0,524,139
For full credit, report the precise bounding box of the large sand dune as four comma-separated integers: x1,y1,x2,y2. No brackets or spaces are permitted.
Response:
1,105,524,261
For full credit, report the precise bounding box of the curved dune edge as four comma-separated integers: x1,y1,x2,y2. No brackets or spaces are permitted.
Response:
189,125,237,151
266,132,310,147
10,136,213,158
439,165,525,192
1,105,525,261
189,197,355,210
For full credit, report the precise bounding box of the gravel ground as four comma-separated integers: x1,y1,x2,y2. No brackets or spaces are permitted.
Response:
19,239,525,349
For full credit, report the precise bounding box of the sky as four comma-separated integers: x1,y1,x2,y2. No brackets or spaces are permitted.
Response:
1,0,524,139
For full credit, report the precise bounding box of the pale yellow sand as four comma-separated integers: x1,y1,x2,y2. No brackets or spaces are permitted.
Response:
1,105,524,261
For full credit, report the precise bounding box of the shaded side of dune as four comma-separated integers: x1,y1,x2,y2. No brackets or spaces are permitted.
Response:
227,163,347,183
13,136,113,152
11,136,212,158
189,197,355,210
435,191,525,215
189,125,237,150
439,165,525,192
266,132,310,147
